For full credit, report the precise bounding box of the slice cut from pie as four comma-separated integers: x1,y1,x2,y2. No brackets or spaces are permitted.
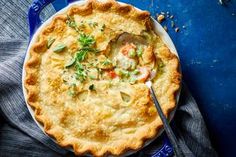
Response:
24,0,181,156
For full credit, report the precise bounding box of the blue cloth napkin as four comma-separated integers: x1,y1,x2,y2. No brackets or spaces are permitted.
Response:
0,0,217,156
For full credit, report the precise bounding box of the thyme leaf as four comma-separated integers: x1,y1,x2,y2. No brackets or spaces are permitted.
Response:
53,43,66,53
78,33,95,47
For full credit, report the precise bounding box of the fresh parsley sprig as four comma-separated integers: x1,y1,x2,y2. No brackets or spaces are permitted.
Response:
78,33,95,47
66,15,80,33
75,63,87,82
65,33,99,82
101,59,112,66
75,49,88,62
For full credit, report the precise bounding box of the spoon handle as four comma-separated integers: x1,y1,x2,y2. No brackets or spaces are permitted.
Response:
149,86,184,157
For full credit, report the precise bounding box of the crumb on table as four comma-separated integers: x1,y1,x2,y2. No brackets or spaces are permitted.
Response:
156,11,183,33
175,27,180,32
171,21,175,28
163,26,168,32
157,14,165,23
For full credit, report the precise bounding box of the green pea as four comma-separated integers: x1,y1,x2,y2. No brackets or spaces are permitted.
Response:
137,46,143,57
132,69,139,75
128,49,136,58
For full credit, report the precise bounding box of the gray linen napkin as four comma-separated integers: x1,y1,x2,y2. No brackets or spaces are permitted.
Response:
0,0,217,157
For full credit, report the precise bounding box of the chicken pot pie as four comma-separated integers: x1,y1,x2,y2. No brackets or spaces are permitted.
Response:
24,0,181,156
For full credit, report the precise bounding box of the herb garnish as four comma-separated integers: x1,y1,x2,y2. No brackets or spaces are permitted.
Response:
65,58,76,68
64,33,98,82
53,43,66,53
66,15,80,33
75,63,87,82
101,24,106,32
129,77,137,84
88,21,98,28
68,83,76,96
78,33,95,47
75,49,88,62
78,22,86,30
159,61,165,68
65,17,100,83
89,84,95,90
47,37,55,48
72,34,97,63
101,59,112,66
68,90,75,96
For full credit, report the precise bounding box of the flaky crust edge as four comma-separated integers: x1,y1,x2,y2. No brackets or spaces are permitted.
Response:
24,0,181,156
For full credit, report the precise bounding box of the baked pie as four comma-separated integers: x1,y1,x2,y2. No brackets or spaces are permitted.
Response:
24,0,181,156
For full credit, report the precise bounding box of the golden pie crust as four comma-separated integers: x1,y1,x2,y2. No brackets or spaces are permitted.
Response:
24,0,181,156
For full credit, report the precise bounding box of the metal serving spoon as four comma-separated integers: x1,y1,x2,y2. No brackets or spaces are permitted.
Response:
145,80,184,157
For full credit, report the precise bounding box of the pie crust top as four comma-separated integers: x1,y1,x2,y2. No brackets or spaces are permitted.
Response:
24,0,181,156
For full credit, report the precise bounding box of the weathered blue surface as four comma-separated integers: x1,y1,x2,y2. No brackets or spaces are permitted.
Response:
137,1,236,157
51,0,236,156
120,1,236,156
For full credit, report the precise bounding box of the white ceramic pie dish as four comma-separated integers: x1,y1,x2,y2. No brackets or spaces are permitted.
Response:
22,0,181,156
